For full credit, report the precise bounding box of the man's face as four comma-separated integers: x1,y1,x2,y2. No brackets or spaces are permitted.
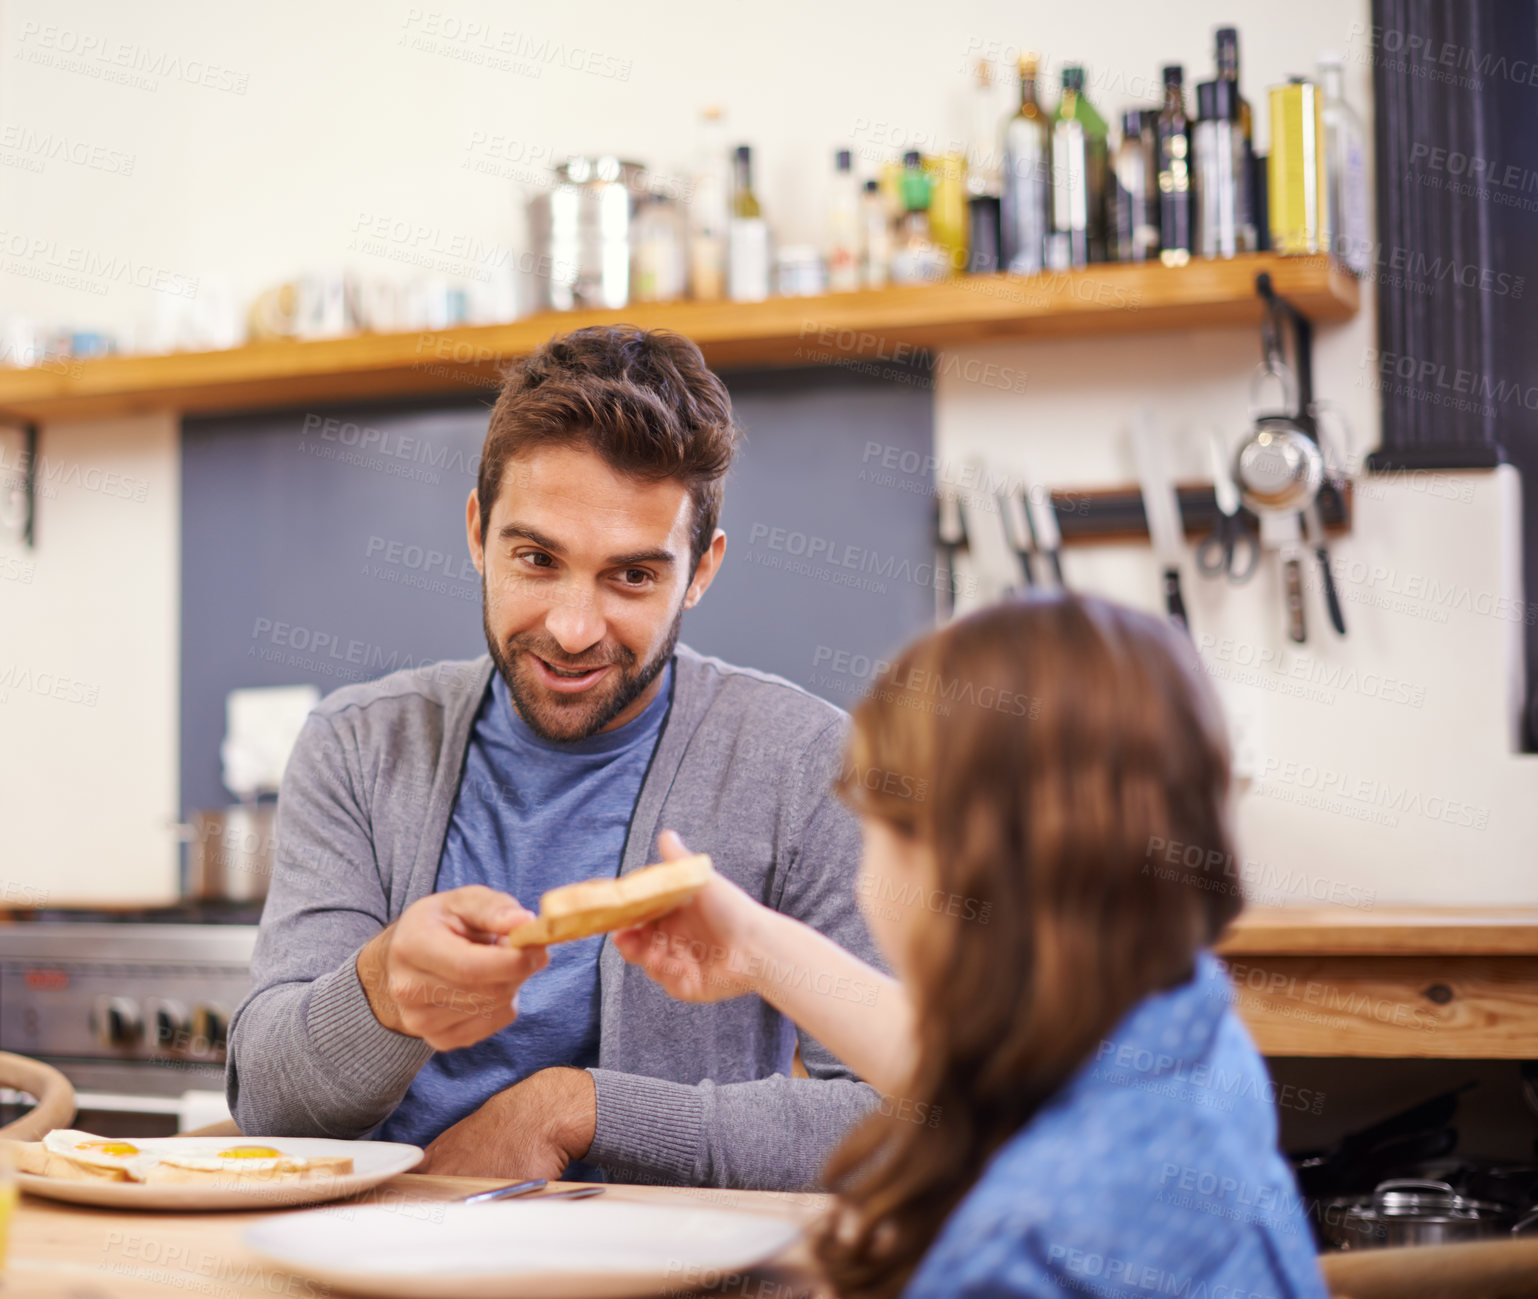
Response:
467,444,723,742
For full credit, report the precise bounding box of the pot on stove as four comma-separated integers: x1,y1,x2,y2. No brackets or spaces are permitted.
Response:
182,802,276,903
1321,1179,1535,1251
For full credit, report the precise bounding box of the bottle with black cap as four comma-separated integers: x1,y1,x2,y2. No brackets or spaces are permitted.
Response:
1214,28,1252,144
827,148,861,292
1194,77,1255,257
1214,27,1259,251
1156,64,1193,266
1111,108,1160,261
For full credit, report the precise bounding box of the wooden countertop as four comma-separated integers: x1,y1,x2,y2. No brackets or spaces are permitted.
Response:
9,1173,830,1297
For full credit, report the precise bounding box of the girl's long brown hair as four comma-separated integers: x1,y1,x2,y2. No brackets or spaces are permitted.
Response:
819,594,1242,1299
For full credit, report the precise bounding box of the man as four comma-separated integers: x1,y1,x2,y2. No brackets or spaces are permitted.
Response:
226,325,880,1190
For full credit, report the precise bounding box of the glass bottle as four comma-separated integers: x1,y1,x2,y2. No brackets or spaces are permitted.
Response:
890,151,947,283
827,149,862,292
1193,79,1253,257
1215,28,1258,258
860,178,892,288
688,106,729,301
1157,65,1193,265
1111,109,1160,261
727,145,770,301
1001,53,1051,275
1318,53,1369,273
966,58,1003,272
1048,64,1110,268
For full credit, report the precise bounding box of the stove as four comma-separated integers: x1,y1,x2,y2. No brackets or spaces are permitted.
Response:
0,911,259,1133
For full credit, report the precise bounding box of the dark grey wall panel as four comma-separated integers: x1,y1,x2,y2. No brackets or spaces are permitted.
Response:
180,364,933,815
690,363,936,704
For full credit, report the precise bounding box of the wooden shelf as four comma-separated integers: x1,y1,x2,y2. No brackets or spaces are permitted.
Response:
0,254,1357,424
1218,907,1538,1058
1219,906,1538,956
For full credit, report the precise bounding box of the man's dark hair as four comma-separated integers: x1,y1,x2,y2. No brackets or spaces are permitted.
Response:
479,325,740,568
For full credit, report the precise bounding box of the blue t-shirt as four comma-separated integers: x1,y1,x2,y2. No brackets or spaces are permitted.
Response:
904,952,1328,1299
376,663,672,1155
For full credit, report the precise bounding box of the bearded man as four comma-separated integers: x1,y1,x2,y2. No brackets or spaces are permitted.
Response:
227,325,880,1190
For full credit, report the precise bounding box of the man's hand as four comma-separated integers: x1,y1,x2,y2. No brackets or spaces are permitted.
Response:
416,1067,597,1179
356,886,549,1051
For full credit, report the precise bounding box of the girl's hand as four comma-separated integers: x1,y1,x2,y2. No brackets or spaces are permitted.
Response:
612,830,769,1002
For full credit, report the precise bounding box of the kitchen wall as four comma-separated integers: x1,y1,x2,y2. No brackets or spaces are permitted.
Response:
2,0,1532,903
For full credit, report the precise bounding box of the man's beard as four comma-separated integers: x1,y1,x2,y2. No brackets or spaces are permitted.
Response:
482,583,682,743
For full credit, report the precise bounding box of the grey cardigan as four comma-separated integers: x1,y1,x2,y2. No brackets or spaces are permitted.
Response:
226,645,882,1190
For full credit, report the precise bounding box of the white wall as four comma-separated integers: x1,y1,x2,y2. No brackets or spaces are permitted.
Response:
940,350,1533,903
0,0,1377,335
3,0,1532,904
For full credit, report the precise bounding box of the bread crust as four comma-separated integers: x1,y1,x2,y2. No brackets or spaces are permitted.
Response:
505,854,715,948
139,1154,353,1184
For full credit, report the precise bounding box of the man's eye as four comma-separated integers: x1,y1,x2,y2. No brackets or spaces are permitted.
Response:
518,551,554,570
620,568,652,587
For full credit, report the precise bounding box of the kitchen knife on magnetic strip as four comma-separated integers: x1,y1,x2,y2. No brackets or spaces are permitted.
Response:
1131,409,1190,632
934,486,968,623
1301,501,1346,636
1258,510,1308,643
1023,483,1067,588
999,488,1037,590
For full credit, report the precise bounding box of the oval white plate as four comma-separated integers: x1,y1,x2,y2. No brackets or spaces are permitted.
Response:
18,1136,422,1210
245,1199,807,1299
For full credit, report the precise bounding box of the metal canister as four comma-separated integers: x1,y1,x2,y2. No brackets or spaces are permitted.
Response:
184,804,276,902
525,156,648,311
1267,80,1330,254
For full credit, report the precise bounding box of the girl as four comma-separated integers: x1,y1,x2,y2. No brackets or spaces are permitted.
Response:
616,594,1327,1299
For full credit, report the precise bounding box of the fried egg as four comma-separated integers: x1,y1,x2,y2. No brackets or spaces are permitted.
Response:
155,1145,296,1174
40,1130,148,1173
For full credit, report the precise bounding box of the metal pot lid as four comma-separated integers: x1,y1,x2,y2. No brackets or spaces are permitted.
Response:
1335,1179,1513,1223
554,156,646,185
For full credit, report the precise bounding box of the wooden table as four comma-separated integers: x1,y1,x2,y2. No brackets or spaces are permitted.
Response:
8,1174,831,1298
14,1170,1538,1298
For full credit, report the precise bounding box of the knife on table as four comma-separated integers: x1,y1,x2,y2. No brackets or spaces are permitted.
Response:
1023,482,1067,588
1132,409,1190,633
1301,501,1346,636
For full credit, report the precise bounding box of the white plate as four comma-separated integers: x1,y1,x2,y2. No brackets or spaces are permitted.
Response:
244,1199,807,1299
18,1136,422,1210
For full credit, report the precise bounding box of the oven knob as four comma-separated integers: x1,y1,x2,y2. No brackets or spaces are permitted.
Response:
152,1001,190,1051
191,1005,228,1053
90,996,143,1049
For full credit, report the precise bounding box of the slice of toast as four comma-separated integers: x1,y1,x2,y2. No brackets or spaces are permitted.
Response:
4,1140,48,1176
40,1151,133,1182
140,1154,353,1185
505,854,714,948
